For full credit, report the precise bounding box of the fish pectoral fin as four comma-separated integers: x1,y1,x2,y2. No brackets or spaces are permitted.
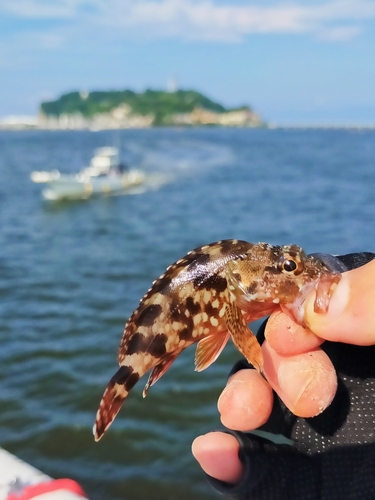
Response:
225,259,252,311
143,356,177,398
195,330,230,372
225,303,263,372
93,365,140,442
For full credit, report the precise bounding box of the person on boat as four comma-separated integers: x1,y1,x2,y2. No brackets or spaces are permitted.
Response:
117,162,128,174
192,252,375,499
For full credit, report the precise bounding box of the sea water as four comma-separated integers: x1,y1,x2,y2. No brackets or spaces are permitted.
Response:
0,127,374,500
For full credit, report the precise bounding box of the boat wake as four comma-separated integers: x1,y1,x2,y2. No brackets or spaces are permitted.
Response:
110,172,173,196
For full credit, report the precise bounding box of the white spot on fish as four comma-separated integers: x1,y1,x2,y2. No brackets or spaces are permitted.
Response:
193,314,201,326
210,317,219,327
219,306,226,318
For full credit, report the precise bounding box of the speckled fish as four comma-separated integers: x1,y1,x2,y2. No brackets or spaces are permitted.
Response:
93,240,341,441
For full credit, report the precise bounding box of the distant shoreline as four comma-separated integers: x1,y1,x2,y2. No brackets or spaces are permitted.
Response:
2,88,373,131
1,120,374,131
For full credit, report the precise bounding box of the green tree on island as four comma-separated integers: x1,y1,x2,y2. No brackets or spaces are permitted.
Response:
40,89,261,127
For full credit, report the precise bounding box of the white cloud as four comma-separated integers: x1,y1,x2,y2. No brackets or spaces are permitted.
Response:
2,0,80,18
317,25,363,41
83,0,375,42
2,0,375,42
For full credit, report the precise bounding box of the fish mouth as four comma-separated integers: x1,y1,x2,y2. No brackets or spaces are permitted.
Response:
281,270,341,326
280,281,318,325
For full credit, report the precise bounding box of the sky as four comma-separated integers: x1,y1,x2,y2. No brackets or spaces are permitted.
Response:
1,0,375,125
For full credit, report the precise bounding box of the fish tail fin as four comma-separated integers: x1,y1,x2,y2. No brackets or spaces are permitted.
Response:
93,365,140,441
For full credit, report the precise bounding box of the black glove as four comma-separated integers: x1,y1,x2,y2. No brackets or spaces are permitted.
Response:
206,252,375,500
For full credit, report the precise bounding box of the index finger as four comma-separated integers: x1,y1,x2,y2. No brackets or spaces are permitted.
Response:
265,310,323,355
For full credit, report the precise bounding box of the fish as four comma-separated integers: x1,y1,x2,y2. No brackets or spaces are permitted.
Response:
93,240,341,441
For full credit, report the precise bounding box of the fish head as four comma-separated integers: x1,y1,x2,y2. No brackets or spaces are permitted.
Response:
226,243,341,324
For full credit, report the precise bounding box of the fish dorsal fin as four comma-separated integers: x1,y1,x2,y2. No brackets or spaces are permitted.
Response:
195,330,230,372
143,356,176,398
225,303,263,372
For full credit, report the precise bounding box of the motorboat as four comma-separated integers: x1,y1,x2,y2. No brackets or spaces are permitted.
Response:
31,147,145,200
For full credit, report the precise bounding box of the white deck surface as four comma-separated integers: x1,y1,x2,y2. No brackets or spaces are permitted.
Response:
0,448,87,500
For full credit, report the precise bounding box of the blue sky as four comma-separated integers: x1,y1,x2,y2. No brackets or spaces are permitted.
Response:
1,0,375,125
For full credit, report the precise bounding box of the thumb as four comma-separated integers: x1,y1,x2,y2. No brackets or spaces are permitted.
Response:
304,260,375,345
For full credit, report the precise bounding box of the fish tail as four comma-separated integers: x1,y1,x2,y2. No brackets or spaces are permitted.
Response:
93,365,140,441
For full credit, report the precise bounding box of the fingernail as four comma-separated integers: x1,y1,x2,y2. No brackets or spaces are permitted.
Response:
218,377,239,402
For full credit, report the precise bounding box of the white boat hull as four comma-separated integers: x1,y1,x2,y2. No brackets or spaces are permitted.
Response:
41,170,145,201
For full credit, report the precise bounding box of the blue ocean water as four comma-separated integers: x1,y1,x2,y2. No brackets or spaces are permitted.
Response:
0,127,374,500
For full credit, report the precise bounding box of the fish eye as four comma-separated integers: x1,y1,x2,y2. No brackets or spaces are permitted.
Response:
277,256,303,275
282,259,297,272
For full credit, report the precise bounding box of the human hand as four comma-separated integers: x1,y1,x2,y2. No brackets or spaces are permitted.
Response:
192,257,375,486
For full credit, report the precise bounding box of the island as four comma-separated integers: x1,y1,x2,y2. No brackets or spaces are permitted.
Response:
37,89,265,129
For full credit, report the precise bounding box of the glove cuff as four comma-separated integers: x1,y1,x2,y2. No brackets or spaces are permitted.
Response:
204,429,320,500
